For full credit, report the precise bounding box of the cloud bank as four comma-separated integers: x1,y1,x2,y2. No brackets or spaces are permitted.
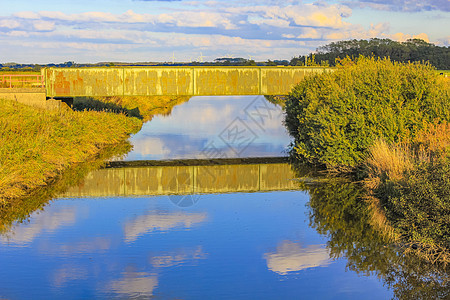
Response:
343,0,450,12
0,0,446,63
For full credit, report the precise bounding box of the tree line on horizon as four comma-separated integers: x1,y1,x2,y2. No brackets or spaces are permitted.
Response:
1,38,449,70
290,38,449,69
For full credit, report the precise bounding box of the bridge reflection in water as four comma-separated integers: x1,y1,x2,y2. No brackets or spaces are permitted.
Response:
61,158,300,198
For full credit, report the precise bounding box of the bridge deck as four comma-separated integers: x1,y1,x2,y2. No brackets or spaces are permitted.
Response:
44,66,331,97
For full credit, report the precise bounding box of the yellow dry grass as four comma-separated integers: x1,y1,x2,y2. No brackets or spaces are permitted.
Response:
365,120,450,189
413,121,450,157
366,139,413,185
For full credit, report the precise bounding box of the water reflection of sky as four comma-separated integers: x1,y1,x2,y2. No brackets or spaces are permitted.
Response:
123,96,291,160
0,191,392,299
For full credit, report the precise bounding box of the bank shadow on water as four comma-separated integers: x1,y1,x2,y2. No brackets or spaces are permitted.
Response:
0,142,133,234
72,95,192,122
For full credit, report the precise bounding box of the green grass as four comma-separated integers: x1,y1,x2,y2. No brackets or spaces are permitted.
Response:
0,99,142,203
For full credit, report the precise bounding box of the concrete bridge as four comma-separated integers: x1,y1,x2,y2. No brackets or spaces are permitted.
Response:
60,160,301,198
43,66,330,97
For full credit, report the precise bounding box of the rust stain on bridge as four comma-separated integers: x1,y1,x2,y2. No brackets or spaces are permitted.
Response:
44,66,330,97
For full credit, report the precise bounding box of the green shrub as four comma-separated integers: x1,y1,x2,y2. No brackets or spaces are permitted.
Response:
285,56,450,170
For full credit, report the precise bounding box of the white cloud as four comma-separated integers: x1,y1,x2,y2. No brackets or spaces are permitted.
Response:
0,19,21,29
1,0,447,63
13,11,40,19
149,246,207,268
131,137,171,157
389,32,430,42
33,20,55,31
53,265,89,287
40,237,112,255
225,4,353,28
343,0,450,12
297,28,322,40
325,22,390,41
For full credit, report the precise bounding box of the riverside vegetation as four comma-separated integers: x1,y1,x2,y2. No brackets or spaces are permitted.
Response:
285,56,450,263
0,95,189,209
0,99,142,204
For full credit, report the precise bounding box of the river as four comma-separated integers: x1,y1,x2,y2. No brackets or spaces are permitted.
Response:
0,96,447,299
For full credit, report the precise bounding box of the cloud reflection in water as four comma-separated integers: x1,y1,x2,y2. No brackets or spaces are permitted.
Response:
109,271,159,298
124,96,290,160
264,241,331,275
0,207,77,246
124,211,208,243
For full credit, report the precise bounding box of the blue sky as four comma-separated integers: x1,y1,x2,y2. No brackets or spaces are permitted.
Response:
0,0,448,63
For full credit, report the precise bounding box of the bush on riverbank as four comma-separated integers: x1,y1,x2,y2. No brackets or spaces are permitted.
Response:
285,56,450,262
285,56,450,170
0,99,142,203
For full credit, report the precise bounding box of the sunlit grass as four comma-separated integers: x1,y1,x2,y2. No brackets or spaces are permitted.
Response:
0,99,142,203
366,139,413,184
366,121,450,185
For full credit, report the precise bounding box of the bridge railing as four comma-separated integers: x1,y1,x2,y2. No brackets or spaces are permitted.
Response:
0,74,45,89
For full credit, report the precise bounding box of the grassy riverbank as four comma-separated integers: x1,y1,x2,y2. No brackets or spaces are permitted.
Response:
0,99,142,204
284,56,450,263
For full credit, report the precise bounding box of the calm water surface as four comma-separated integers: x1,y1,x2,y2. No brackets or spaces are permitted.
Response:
0,96,400,299
123,96,291,160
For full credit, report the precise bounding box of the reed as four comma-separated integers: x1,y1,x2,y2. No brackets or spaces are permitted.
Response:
366,139,413,183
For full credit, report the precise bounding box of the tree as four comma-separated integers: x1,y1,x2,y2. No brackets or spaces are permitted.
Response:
311,38,449,69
